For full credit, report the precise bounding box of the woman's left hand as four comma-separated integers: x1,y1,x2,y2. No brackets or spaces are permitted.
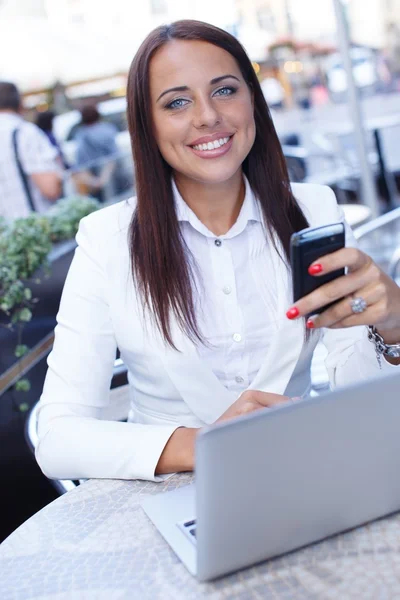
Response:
286,247,400,345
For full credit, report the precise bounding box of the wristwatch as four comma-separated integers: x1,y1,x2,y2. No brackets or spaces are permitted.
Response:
367,326,400,368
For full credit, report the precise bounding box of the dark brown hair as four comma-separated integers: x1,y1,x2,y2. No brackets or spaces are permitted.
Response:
0,81,20,111
80,105,100,125
127,20,309,347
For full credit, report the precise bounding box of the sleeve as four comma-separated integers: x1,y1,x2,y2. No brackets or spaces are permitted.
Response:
321,195,400,388
35,216,180,482
19,124,60,175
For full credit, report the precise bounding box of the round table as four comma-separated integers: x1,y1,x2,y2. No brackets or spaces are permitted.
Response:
2,475,400,599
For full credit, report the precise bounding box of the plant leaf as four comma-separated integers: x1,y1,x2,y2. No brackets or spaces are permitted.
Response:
15,379,31,392
15,344,29,358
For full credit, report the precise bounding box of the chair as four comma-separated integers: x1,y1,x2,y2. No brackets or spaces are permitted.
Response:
25,358,129,495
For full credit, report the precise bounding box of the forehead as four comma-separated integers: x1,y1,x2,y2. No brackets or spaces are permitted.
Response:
149,40,242,94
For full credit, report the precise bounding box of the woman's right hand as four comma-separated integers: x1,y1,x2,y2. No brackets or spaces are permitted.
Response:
156,391,292,474
216,390,291,423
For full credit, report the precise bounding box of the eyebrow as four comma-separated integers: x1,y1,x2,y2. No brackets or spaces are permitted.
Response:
156,74,240,102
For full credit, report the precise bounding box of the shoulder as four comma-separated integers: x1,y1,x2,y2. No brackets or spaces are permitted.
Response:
290,183,340,227
77,197,137,248
17,122,58,163
19,120,48,142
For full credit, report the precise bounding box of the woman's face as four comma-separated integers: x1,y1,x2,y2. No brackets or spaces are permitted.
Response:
150,40,256,186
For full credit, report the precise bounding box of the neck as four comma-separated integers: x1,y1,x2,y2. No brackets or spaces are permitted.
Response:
174,170,245,236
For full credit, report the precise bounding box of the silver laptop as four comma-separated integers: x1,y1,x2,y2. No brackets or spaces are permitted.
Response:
142,372,400,581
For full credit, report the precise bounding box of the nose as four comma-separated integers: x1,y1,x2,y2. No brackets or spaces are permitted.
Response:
192,96,220,129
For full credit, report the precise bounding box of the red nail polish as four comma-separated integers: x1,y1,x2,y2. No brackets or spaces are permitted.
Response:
308,264,323,275
286,307,300,319
306,319,315,329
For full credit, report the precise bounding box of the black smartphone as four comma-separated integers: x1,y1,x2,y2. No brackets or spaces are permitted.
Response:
290,222,345,314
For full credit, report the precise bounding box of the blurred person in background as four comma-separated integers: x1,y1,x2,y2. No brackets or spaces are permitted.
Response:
0,81,61,220
295,71,313,117
260,76,285,110
74,105,119,201
35,110,70,169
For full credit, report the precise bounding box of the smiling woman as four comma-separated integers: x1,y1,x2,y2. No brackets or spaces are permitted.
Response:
127,20,308,347
35,20,400,485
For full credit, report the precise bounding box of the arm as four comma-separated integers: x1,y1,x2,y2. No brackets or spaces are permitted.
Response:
36,216,180,482
31,172,61,201
21,125,62,201
156,427,197,474
322,205,400,382
292,190,400,386
323,325,399,389
155,390,292,474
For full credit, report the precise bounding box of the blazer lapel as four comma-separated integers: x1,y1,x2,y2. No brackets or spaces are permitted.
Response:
157,319,237,425
249,315,304,395
250,231,304,394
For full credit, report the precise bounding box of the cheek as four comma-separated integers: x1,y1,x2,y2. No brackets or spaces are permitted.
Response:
231,97,255,136
239,104,256,148
154,117,186,156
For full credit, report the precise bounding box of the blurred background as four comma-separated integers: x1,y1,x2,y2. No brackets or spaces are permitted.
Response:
2,0,400,209
2,0,400,541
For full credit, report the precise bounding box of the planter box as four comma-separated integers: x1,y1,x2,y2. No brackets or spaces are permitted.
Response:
0,239,76,397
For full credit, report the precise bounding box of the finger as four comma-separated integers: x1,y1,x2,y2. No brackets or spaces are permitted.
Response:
309,247,371,276
328,301,387,329
307,283,386,329
293,267,375,318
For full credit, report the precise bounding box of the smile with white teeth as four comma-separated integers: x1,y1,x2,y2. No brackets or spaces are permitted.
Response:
192,136,231,151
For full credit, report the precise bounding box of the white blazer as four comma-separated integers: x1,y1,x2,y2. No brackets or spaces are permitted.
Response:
36,183,397,482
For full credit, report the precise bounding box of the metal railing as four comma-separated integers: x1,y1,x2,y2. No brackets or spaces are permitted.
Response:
354,206,400,276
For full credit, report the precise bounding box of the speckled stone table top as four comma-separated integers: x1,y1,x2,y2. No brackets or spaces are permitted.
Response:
2,474,400,599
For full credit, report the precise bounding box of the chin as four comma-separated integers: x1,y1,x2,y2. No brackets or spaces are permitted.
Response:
187,163,244,186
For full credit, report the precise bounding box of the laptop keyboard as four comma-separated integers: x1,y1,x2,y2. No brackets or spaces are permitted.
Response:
178,518,197,542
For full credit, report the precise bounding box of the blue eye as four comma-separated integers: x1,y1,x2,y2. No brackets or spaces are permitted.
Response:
214,86,237,97
166,98,189,110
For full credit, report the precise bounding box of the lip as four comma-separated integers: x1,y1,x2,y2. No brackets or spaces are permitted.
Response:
188,132,234,146
189,135,234,159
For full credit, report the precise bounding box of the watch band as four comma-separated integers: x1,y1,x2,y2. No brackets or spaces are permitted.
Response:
367,326,400,368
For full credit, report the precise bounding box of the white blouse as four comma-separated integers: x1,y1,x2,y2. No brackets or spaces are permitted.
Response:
174,178,280,397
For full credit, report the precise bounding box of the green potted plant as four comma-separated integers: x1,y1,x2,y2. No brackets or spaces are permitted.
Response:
0,195,100,407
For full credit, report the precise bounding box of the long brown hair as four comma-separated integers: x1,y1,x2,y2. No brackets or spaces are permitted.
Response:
127,20,309,348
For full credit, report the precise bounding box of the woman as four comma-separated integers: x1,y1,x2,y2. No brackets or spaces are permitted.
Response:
36,21,400,483
74,105,119,201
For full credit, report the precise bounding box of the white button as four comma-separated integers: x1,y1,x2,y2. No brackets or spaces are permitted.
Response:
233,333,242,343
235,376,244,383
223,286,232,295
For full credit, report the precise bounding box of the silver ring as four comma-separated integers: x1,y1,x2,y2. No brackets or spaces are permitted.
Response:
350,296,367,314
